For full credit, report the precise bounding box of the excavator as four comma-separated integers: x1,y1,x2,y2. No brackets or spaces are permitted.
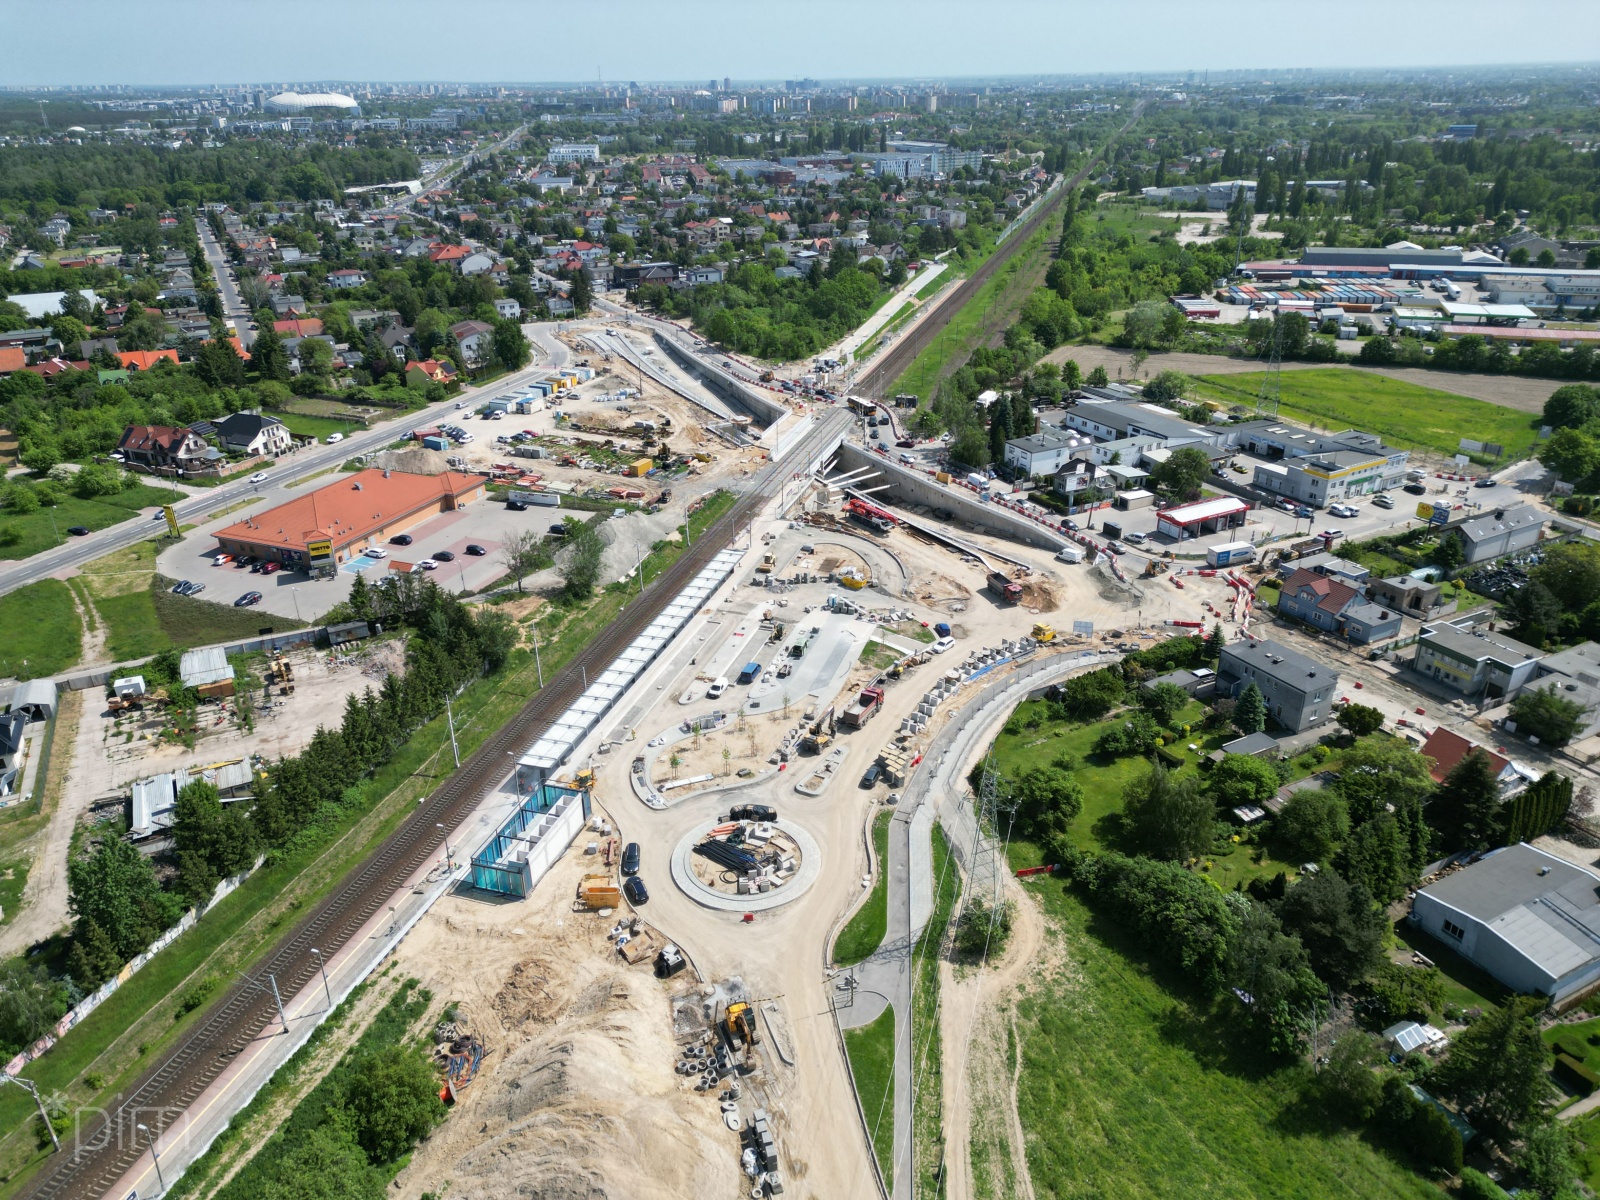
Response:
724,1001,761,1068
800,708,835,754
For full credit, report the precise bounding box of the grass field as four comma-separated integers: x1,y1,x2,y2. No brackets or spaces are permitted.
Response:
0,580,81,679
0,483,178,562
1191,368,1539,461
835,811,892,966
844,1006,895,1194
1011,884,1438,1200
276,412,366,441
912,824,960,1197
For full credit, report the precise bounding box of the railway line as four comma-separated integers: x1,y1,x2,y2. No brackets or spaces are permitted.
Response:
853,101,1146,400
18,409,850,1200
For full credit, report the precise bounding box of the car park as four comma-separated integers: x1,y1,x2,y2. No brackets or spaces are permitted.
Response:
621,843,640,876
391,533,413,546
363,547,388,559
434,549,455,562
465,544,486,555
623,876,649,905
235,591,262,607
932,636,956,654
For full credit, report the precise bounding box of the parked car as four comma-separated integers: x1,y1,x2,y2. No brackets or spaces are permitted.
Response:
1125,531,1146,545
363,547,388,559
1372,493,1395,509
173,580,194,595
434,550,455,562
417,559,438,570
325,433,344,444
465,544,486,556
1403,483,1427,495
260,562,282,575
932,636,956,654
621,843,641,876
706,677,728,699
67,526,90,536
1328,504,1358,519
623,876,649,905
896,439,915,448
1103,539,1124,554
235,591,262,607
729,803,778,822
185,582,206,596
1319,529,1345,541
860,763,883,789
1475,477,1499,488
391,533,413,546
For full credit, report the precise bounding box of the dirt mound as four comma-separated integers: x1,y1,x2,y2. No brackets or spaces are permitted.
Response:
1019,580,1058,612
370,446,453,475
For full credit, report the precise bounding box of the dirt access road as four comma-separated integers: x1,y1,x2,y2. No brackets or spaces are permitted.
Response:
1045,343,1560,414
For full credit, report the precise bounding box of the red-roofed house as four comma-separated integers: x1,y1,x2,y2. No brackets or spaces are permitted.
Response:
0,347,27,376
1420,727,1534,796
1277,568,1359,633
405,359,458,389
429,243,471,268
274,318,324,338
118,424,210,471
24,358,88,379
118,349,181,371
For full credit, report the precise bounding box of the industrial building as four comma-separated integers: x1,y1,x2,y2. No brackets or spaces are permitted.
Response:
1411,844,1600,1006
1451,504,1548,565
213,468,486,574
1217,637,1339,733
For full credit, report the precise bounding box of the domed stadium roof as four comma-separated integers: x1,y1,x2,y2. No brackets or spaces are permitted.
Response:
264,91,359,113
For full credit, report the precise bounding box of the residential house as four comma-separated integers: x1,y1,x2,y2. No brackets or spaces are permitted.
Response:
273,317,324,338
1419,727,1535,796
681,265,725,286
379,324,415,363
1413,616,1543,698
0,347,27,376
406,359,457,389
460,252,495,276
118,424,211,471
1276,568,1402,645
269,294,308,317
448,320,495,366
1004,429,1081,478
429,244,471,270
213,412,293,458
494,298,522,319
117,349,180,372
326,268,368,290
1368,574,1447,618
615,261,677,289
1217,637,1339,733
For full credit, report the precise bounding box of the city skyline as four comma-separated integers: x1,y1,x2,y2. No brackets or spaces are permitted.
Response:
4,0,1597,87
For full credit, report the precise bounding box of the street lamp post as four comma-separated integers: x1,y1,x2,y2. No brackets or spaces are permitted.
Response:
137,1123,165,1193
437,822,454,869
309,947,333,1009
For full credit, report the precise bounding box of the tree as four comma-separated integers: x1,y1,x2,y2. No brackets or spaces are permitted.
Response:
1337,811,1418,905
262,1124,385,1200
1207,753,1281,810
953,897,1014,959
1060,668,1125,721
498,528,546,594
1141,370,1189,403
171,779,259,906
1538,427,1600,485
1203,623,1226,660
1336,703,1384,739
1542,383,1600,431
1434,996,1552,1143
195,337,246,388
1517,1120,1580,1200
1091,710,1160,757
1429,749,1505,853
1510,684,1589,747
1334,736,1436,825
1458,1168,1511,1200
1086,365,1109,388
1274,788,1350,863
0,961,68,1058
250,326,291,382
1431,531,1465,573
1317,1031,1384,1124
1275,869,1386,988
66,837,182,979
1002,765,1084,840
50,315,87,356
1503,771,1574,845
1121,300,1168,349
1148,446,1210,502
1234,682,1267,734
568,269,593,314
492,318,530,369
558,518,606,601
1140,681,1190,727
1504,578,1563,643
1225,898,1326,1054
1531,542,1600,611
337,1045,446,1164
1122,761,1214,861
1061,358,1082,393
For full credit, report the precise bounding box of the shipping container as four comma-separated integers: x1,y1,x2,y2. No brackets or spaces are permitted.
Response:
422,435,448,452
624,458,654,477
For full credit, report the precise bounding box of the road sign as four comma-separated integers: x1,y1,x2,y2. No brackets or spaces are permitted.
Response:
1416,502,1448,525
1459,438,1484,454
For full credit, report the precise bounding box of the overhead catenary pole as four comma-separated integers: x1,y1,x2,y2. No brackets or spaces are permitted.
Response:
1,1076,58,1152
444,695,460,768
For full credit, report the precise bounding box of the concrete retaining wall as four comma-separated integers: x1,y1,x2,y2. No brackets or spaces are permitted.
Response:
832,443,1070,552
652,332,788,428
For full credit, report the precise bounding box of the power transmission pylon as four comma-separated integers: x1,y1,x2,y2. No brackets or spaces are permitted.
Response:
1256,308,1283,419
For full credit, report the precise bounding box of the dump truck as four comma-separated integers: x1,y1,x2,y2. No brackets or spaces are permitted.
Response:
1032,623,1056,643
987,571,1023,603
840,686,885,729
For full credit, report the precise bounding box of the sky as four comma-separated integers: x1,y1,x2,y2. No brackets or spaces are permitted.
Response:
3,0,1598,87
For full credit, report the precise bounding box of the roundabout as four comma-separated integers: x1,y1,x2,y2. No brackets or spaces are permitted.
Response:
669,816,823,912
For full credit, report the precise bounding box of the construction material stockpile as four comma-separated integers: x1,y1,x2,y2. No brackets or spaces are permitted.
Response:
694,821,799,896
1222,283,1412,308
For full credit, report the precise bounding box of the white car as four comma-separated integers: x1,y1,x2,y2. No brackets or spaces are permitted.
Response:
249,472,268,484
932,636,956,654
416,558,438,570
1125,531,1146,545
363,547,388,559
1328,503,1358,518
706,677,728,699
326,432,344,444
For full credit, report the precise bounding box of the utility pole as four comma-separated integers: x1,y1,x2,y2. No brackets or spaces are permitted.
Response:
444,695,460,768
309,948,334,1010
531,622,544,687
0,1076,58,1152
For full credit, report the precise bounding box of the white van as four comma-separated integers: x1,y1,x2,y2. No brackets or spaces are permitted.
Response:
325,432,344,444
706,677,729,699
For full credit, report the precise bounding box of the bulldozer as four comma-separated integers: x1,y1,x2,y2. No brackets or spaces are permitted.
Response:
1032,623,1056,643
572,767,595,792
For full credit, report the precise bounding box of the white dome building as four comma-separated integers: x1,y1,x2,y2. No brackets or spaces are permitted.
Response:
264,91,360,115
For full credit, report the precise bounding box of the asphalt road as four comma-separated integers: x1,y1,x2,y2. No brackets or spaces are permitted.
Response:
195,216,253,346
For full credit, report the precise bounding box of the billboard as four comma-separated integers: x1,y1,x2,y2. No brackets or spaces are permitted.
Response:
1415,502,1448,525
162,504,179,538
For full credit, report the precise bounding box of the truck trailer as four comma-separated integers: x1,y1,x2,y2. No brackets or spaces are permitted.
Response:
840,685,885,728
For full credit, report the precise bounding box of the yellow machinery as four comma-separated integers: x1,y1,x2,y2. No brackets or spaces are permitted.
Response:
756,552,775,574
572,767,595,791
1032,623,1056,643
838,568,869,590
724,1001,761,1066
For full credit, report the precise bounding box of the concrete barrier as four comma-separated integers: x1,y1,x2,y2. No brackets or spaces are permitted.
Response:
652,332,789,428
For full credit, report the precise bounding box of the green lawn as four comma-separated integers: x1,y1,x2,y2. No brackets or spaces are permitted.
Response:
0,484,178,562
1390,921,1508,1014
1011,884,1438,1200
0,580,81,679
844,1006,895,1194
913,824,961,1197
276,412,367,441
1191,368,1539,461
835,811,892,966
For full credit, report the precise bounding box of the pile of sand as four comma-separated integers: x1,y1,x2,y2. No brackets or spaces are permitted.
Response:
370,446,453,475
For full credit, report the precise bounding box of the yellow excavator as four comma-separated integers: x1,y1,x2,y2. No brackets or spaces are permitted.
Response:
724,1001,761,1067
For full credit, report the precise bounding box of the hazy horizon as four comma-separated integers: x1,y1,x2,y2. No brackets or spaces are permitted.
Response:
4,0,1597,88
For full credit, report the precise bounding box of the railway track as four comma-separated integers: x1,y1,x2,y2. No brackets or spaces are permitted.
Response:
854,102,1146,400
19,410,850,1200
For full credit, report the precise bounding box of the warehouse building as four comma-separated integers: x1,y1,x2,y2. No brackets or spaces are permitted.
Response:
213,468,486,575
1412,843,1600,1006
1452,504,1548,565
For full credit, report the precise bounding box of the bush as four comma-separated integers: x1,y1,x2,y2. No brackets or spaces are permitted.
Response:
1555,1052,1598,1097
1458,1167,1510,1200
1361,961,1445,1027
